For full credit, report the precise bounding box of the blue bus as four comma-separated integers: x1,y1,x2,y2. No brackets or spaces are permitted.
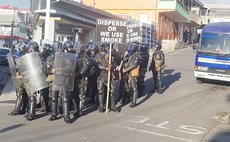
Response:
194,22,230,83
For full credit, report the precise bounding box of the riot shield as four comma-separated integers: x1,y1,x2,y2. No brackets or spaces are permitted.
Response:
52,52,76,92
15,52,48,95
7,53,19,89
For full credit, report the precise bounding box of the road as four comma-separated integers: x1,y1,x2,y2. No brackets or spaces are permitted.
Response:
0,65,10,95
1,48,230,142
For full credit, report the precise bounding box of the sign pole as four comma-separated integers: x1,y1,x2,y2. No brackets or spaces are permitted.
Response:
106,43,112,113
96,18,127,113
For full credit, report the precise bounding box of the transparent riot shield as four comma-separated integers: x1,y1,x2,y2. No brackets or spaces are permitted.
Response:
7,53,19,90
52,52,76,92
15,52,48,95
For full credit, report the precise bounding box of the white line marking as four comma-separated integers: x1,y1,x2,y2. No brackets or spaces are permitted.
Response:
113,124,195,142
198,57,230,65
177,125,207,135
0,103,14,106
146,121,170,129
124,115,150,124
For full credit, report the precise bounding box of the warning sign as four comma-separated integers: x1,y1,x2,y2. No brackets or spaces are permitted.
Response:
127,22,141,42
96,19,127,43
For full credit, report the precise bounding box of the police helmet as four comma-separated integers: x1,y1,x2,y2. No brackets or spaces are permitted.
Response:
42,43,54,57
128,41,139,55
14,41,27,57
63,40,74,53
44,43,53,51
14,41,27,52
74,41,85,53
53,41,63,52
138,43,149,53
27,41,39,53
87,43,99,57
155,43,162,50
100,43,111,53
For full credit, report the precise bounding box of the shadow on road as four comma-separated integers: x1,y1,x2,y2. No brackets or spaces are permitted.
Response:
145,69,181,94
0,124,25,133
201,79,230,86
136,91,153,107
162,70,181,93
0,68,11,95
208,131,230,142
70,104,98,123
125,69,182,107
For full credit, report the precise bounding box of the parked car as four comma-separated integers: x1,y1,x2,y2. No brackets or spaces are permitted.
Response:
0,47,11,66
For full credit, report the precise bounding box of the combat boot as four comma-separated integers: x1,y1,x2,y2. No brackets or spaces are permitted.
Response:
98,94,105,112
129,91,138,108
110,95,120,112
49,91,58,121
157,79,162,94
62,96,70,123
40,88,50,113
79,93,85,116
26,96,36,121
8,94,23,116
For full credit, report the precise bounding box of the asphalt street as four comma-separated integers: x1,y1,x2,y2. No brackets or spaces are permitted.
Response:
0,65,10,95
1,48,230,142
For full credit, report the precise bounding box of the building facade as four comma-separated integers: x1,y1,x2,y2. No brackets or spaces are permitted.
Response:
31,0,122,45
83,0,204,51
201,4,230,25
0,5,29,47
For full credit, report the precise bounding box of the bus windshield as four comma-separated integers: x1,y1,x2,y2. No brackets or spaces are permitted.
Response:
199,33,230,54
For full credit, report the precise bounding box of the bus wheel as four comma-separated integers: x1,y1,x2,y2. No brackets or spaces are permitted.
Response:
196,78,203,84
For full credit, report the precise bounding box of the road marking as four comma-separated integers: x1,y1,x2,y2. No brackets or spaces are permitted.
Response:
113,124,195,142
146,121,170,129
124,115,150,123
177,125,207,135
122,115,207,136
0,103,14,106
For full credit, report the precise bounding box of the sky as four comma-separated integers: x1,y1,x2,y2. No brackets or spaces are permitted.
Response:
200,0,230,4
0,0,230,9
0,0,30,9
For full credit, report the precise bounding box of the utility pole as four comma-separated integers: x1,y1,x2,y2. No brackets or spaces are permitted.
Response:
10,7,16,46
44,0,51,44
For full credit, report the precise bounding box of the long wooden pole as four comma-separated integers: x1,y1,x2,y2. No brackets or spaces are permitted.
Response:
106,43,112,113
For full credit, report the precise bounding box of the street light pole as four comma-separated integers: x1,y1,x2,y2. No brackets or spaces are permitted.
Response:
44,0,51,43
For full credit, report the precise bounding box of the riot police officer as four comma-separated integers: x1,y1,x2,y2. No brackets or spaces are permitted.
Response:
12,40,48,121
8,41,28,116
39,43,55,113
122,41,141,108
72,41,95,116
49,41,62,121
24,41,43,120
96,43,121,112
86,42,100,104
137,43,149,97
149,43,165,94
50,40,76,123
